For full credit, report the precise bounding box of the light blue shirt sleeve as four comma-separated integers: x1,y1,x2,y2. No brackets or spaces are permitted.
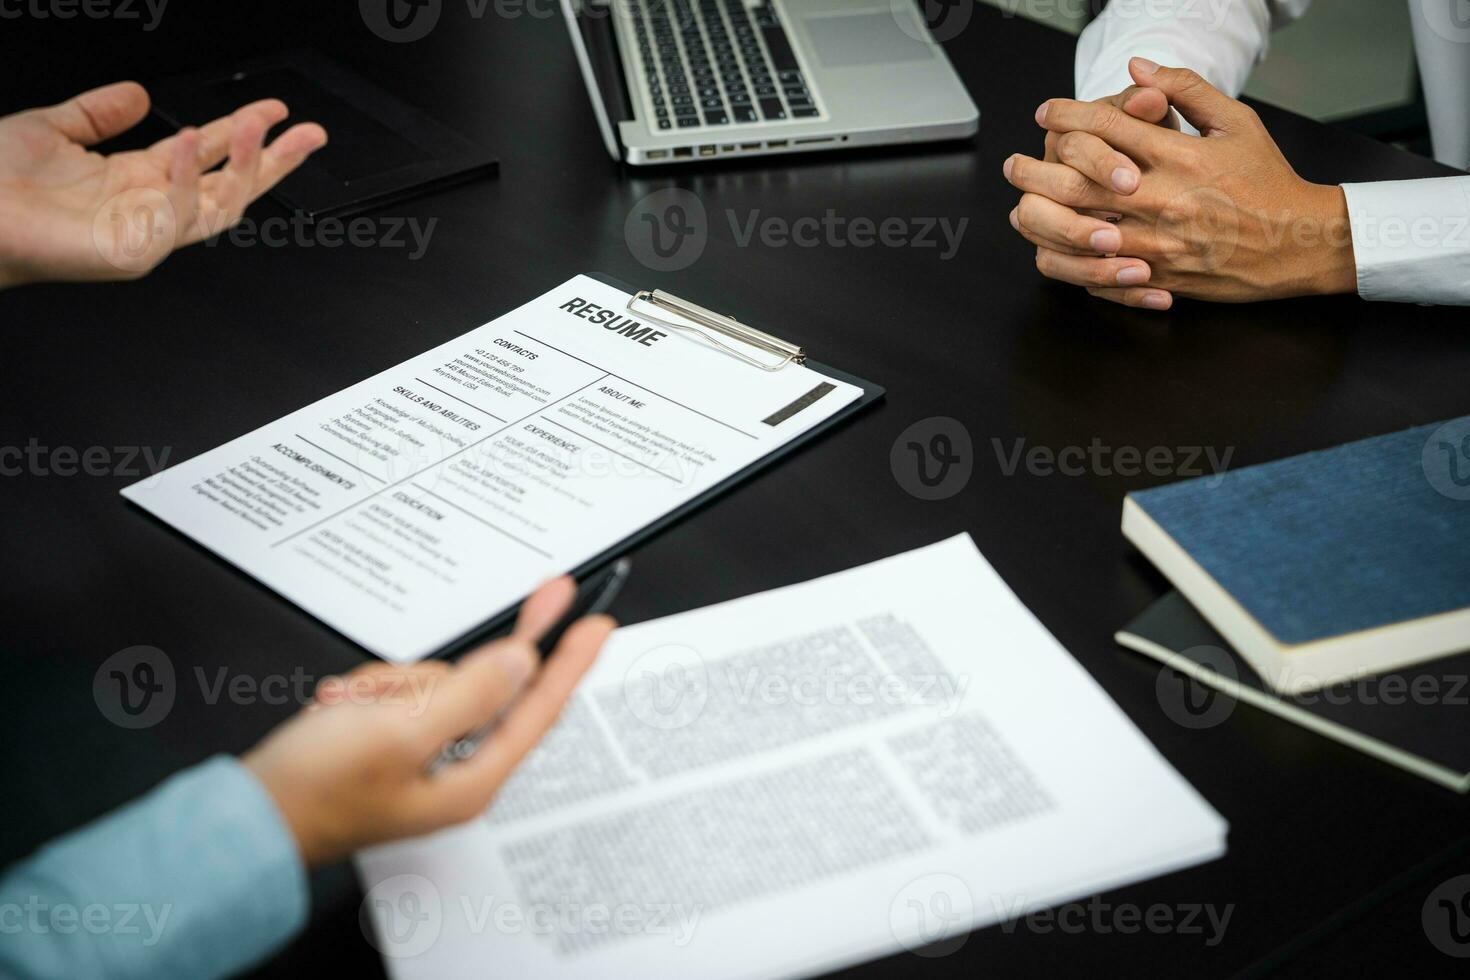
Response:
0,755,309,980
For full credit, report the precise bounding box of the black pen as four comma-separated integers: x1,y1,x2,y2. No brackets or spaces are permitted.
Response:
425,559,631,774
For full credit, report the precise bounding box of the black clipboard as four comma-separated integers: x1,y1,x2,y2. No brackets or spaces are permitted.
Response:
424,271,885,659
124,272,883,661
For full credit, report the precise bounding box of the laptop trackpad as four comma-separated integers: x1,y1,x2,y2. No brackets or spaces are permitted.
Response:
804,12,936,68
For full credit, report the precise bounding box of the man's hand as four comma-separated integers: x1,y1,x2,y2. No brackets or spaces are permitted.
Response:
243,577,613,867
1005,58,1357,309
1042,82,1179,177
0,81,327,289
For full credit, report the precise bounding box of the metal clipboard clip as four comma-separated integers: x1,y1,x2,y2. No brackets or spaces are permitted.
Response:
626,289,806,372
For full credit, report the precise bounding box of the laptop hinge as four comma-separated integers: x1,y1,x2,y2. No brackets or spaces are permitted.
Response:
580,0,634,132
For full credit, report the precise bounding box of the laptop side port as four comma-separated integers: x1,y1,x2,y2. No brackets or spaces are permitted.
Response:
767,139,789,148
740,142,761,150
794,137,834,145
699,145,717,156
673,146,693,158
647,149,669,160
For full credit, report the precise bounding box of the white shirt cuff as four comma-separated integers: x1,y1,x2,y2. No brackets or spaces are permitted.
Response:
1341,177,1470,305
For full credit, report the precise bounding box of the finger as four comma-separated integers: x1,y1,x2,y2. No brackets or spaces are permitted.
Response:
189,115,268,242
1003,154,1129,215
1014,193,1125,255
165,127,200,243
418,635,540,744
42,81,150,145
1034,246,1154,289
1009,206,1092,256
150,99,288,172
1087,285,1175,311
318,574,573,709
253,122,328,197
1035,98,1179,162
1052,130,1141,195
1129,58,1247,134
509,575,577,642
196,101,287,171
423,615,613,820
1113,86,1172,126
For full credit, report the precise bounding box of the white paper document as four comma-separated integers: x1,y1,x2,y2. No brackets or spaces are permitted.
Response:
121,274,863,661
358,534,1228,979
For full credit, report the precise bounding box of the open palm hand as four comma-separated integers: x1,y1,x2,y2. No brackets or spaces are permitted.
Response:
0,81,326,288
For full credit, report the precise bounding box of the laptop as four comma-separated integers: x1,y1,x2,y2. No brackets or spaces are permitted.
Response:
563,0,978,164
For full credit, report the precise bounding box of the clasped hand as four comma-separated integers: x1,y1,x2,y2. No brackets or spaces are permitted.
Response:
1004,57,1357,310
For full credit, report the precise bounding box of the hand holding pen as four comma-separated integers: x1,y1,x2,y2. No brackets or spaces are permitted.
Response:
242,572,619,867
427,559,631,774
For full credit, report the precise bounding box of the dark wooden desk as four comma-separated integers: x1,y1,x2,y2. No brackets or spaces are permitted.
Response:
1,3,1466,976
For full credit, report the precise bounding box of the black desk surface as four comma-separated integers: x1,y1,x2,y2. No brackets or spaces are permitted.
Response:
1,4,1467,977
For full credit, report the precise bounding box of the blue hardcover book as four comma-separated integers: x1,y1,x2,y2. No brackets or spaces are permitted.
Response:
1122,417,1470,693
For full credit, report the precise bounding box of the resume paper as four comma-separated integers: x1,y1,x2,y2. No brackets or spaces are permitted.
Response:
122,275,863,661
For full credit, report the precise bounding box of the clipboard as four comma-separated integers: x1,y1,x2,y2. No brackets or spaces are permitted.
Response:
427,271,884,659
123,272,883,662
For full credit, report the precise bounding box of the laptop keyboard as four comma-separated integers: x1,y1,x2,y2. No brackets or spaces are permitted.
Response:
625,0,821,130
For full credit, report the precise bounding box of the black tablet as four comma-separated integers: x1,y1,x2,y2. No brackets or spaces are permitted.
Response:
150,49,497,221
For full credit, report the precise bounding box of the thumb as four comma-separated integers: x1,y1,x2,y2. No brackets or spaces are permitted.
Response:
42,81,151,145
1129,58,1242,134
1113,86,1171,126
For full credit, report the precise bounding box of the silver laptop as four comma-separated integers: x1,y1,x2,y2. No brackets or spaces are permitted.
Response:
563,0,978,164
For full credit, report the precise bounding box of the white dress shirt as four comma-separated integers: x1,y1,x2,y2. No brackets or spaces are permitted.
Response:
1075,0,1470,305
